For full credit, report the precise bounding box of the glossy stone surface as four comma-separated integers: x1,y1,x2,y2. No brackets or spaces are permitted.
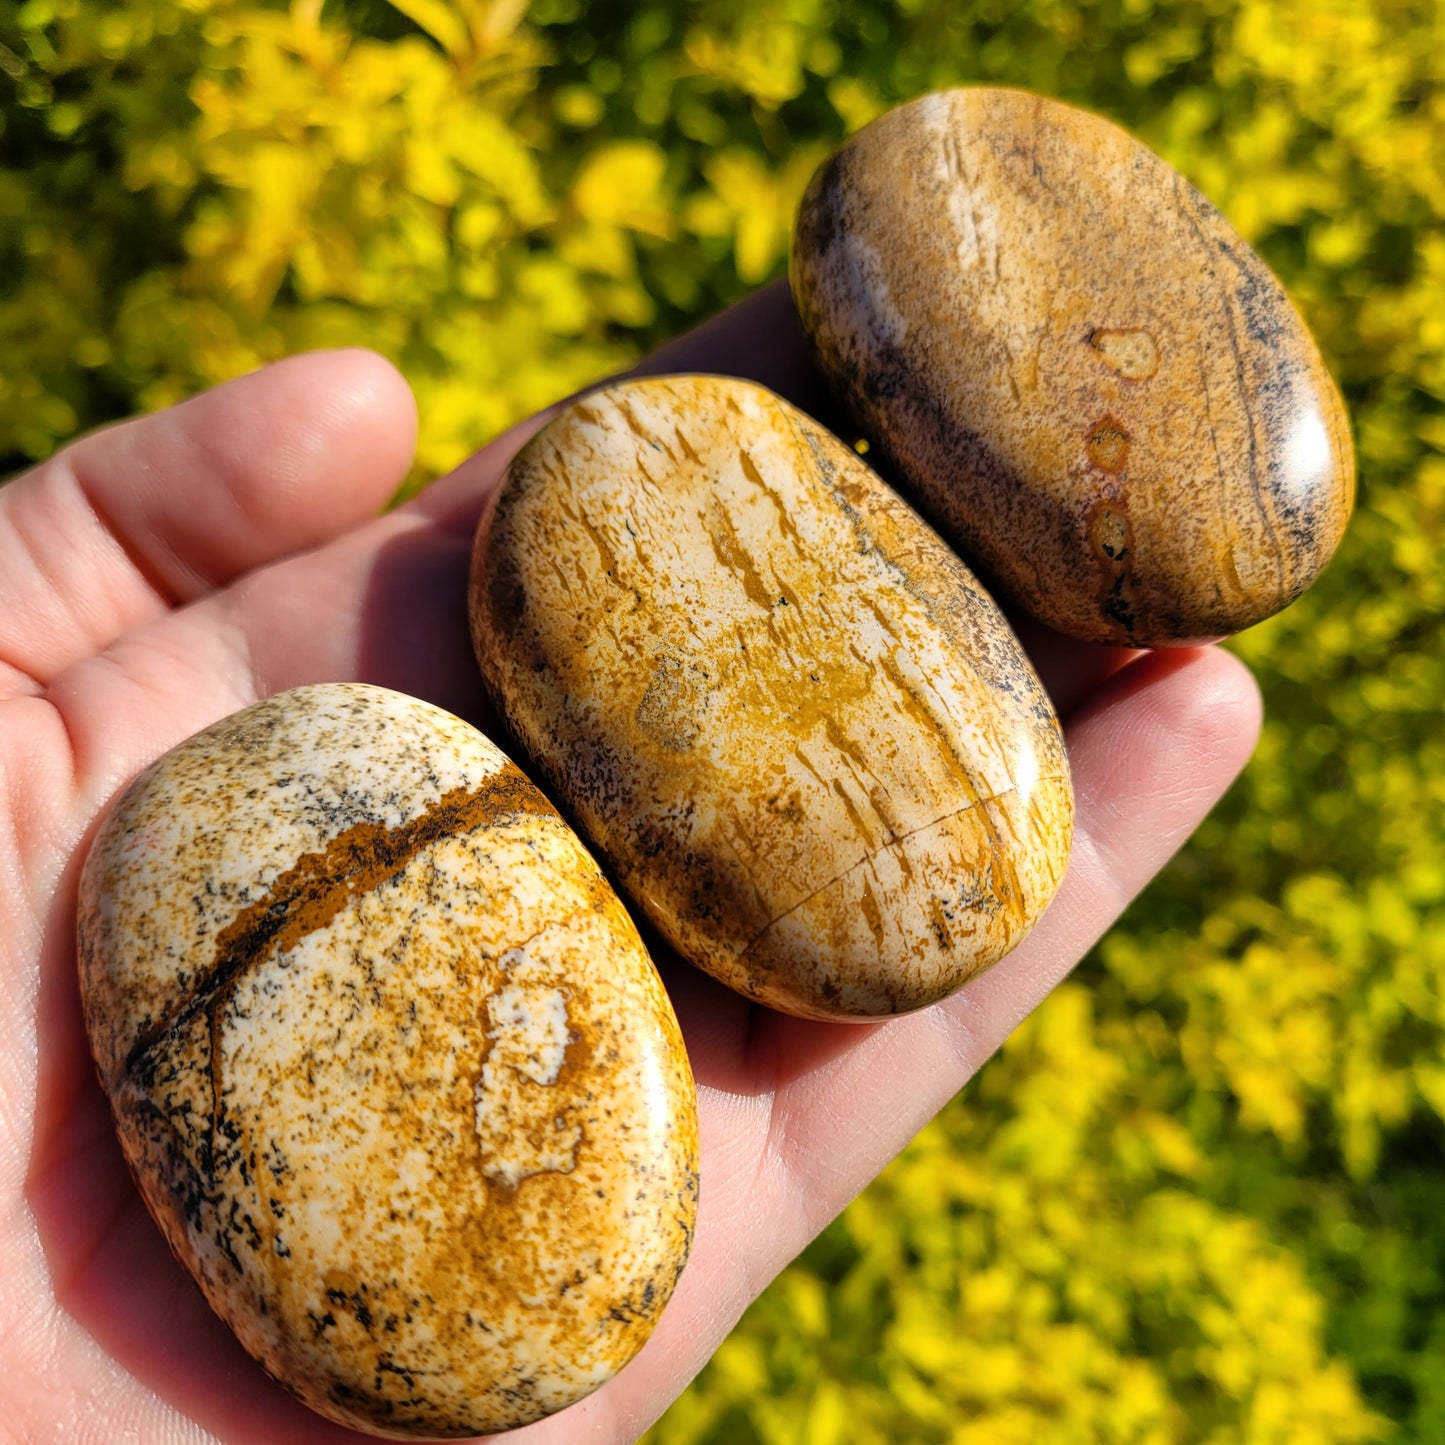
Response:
470,375,1073,1020
791,87,1355,646
77,684,699,1440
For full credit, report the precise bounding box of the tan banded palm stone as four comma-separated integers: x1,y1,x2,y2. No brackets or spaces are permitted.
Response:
791,87,1355,646
470,375,1073,1021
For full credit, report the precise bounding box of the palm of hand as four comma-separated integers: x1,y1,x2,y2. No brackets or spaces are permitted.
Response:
0,288,1259,1443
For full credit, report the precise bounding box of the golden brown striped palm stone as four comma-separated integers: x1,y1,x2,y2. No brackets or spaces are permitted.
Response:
791,87,1355,646
469,376,1073,1021
77,684,698,1439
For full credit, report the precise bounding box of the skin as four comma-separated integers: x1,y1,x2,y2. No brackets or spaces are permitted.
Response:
1,280,1260,1443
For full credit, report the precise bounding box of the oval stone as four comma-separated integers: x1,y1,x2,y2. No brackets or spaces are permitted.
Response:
791,87,1355,646
469,375,1073,1021
76,684,699,1439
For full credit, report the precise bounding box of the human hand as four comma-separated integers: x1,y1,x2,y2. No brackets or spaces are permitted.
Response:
3,282,1260,1442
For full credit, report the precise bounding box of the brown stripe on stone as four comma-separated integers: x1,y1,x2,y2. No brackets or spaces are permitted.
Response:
123,765,555,1132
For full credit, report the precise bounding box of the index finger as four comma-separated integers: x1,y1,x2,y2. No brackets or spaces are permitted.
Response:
0,351,417,699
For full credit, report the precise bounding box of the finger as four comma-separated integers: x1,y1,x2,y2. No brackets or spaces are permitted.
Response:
539,644,1262,1444
768,647,1261,1208
0,350,416,697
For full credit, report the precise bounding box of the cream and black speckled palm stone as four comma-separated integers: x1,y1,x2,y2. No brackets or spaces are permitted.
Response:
77,683,699,1439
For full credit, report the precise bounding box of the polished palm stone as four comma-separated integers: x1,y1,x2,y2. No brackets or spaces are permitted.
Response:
77,683,699,1439
791,87,1355,646
469,375,1073,1021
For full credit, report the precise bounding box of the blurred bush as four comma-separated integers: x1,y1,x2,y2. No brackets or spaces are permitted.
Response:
3,0,1442,1438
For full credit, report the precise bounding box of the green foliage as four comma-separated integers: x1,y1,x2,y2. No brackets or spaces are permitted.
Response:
4,0,1442,1437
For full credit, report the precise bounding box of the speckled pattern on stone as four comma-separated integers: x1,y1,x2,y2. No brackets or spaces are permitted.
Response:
790,87,1356,646
76,683,699,1440
469,375,1073,1021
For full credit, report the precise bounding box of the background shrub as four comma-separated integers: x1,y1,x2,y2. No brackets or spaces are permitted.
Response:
3,0,1441,1438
